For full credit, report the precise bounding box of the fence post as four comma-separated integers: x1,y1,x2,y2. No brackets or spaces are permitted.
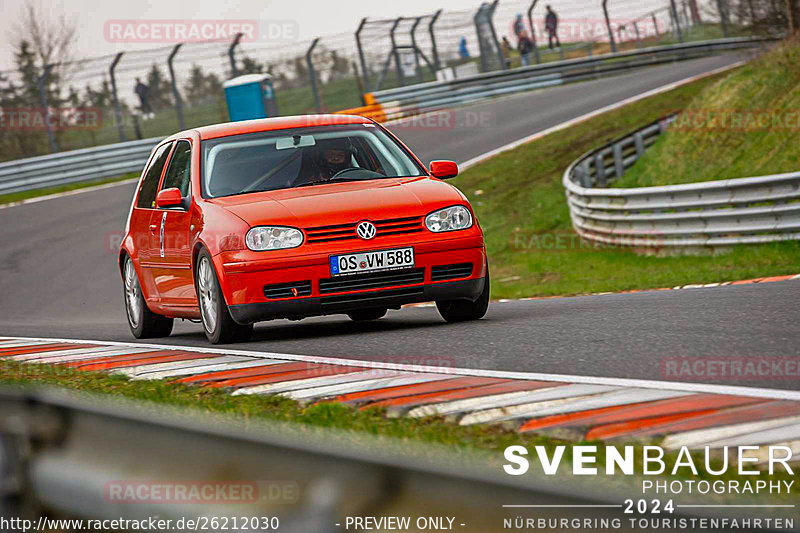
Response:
652,13,660,38
715,0,729,36
429,9,442,72
683,0,691,29
228,33,243,78
474,5,489,72
613,143,624,179
527,0,541,64
306,38,322,113
487,0,506,70
352,61,366,105
37,64,58,154
671,0,684,41
602,0,618,53
633,21,642,47
109,52,126,142
474,1,505,72
374,47,396,91
410,17,424,83
594,152,607,187
390,17,406,87
634,131,645,158
355,18,371,92
132,114,143,140
167,44,186,130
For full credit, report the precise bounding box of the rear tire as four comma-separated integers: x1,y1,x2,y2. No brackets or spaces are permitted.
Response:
436,264,490,323
347,308,388,321
196,251,253,344
123,256,174,338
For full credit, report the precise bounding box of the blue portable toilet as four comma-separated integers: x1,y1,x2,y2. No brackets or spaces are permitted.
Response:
223,73,279,121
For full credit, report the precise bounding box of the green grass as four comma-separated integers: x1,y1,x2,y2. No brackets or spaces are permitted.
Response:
449,60,800,299
618,37,800,187
1,359,795,495
0,172,138,206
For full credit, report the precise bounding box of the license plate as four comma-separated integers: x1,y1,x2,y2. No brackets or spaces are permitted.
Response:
330,247,414,276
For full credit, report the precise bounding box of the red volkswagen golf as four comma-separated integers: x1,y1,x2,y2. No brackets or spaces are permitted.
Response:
119,115,488,344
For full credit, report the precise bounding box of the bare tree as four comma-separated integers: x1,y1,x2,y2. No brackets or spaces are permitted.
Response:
703,0,799,35
11,0,79,86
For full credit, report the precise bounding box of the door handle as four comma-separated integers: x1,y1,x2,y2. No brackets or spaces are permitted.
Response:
149,224,158,232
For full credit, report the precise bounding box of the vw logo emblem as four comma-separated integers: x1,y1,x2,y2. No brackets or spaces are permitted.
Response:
356,221,376,240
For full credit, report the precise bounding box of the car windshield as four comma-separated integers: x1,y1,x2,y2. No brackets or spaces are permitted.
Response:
201,124,426,198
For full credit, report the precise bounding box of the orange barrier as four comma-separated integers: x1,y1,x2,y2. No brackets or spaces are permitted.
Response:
335,93,387,123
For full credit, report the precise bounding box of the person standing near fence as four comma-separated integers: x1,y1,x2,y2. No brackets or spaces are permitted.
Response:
513,13,526,38
545,5,561,50
134,78,154,120
501,36,513,69
517,32,533,66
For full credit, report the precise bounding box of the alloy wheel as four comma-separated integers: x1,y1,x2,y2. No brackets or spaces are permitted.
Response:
197,257,218,333
124,259,141,328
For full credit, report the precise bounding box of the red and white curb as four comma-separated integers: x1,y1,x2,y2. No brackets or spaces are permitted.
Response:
2,336,800,460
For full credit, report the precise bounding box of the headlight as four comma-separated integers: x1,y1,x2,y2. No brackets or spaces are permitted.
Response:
425,205,473,233
245,226,304,251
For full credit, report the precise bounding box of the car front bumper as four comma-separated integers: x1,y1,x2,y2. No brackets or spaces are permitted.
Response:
215,233,486,324
228,276,486,324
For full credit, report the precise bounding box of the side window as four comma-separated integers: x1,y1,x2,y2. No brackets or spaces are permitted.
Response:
161,140,192,198
136,142,173,209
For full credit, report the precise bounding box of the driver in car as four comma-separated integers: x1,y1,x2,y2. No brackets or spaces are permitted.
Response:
316,140,354,180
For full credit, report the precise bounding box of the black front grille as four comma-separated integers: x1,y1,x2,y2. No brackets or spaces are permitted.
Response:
431,263,473,281
321,287,424,307
319,268,425,294
263,280,312,299
305,216,424,244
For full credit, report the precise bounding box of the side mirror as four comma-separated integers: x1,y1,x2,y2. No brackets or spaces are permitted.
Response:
429,160,459,180
156,187,184,209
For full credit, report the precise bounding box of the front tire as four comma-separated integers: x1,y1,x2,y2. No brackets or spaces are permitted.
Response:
123,256,174,338
196,251,253,344
347,308,387,321
436,265,490,323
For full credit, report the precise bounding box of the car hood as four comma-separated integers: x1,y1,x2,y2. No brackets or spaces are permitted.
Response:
210,177,467,228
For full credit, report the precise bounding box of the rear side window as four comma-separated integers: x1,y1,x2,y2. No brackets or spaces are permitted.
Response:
136,142,173,209
161,140,192,197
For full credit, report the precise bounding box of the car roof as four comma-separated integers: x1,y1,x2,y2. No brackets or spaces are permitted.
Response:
167,114,374,141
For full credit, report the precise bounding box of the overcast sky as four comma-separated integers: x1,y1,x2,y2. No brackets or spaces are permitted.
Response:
1,0,671,72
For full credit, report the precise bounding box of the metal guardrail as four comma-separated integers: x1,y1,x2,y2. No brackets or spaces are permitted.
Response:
0,137,162,196
562,115,800,247
1,387,793,531
367,37,773,122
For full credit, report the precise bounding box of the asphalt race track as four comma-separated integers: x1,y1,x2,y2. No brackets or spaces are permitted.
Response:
2,53,798,390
